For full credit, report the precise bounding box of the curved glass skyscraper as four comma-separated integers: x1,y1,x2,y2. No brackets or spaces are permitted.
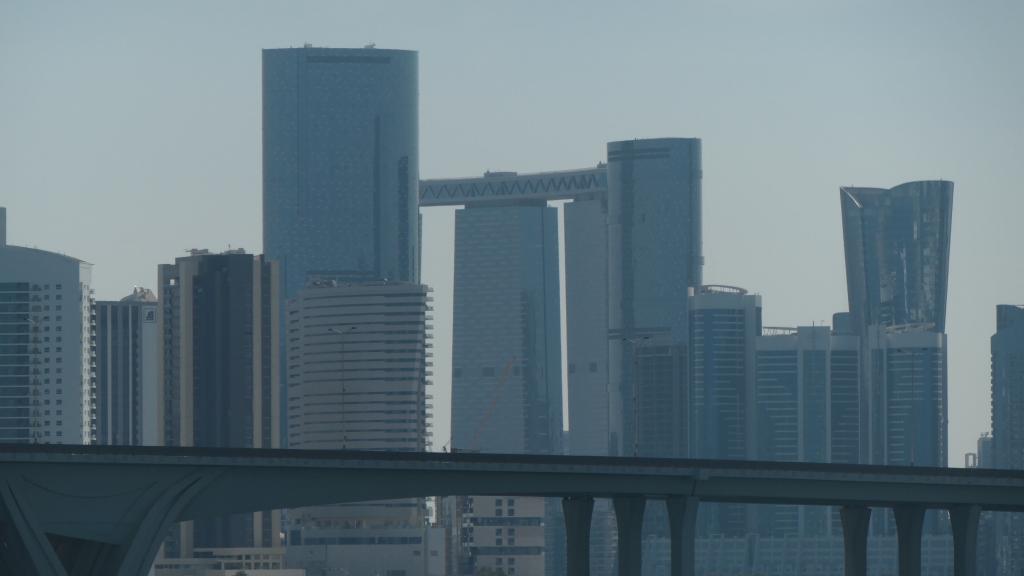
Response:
840,180,953,333
262,46,420,295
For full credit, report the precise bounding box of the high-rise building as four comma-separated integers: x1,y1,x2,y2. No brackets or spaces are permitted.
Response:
689,285,760,537
0,207,95,445
157,249,281,555
607,138,702,460
991,304,1024,573
565,196,609,457
450,203,562,455
563,194,615,576
286,280,431,452
284,280,434,576
94,287,158,446
450,202,562,575
840,181,953,333
839,181,952,475
262,46,420,296
690,285,761,462
262,45,420,449
754,325,860,538
864,326,947,469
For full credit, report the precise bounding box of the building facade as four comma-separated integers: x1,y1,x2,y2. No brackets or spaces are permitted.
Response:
284,280,434,576
840,181,954,334
689,285,760,538
839,180,953,474
565,195,609,458
864,326,947,470
157,249,281,554
95,287,158,446
262,46,420,297
754,325,860,538
991,304,1024,574
0,207,95,445
450,202,562,575
607,138,702,460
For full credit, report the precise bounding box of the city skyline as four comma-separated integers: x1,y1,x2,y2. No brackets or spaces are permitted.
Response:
3,1,1023,468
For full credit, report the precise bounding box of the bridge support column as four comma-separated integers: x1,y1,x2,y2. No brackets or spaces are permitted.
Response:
562,496,594,576
950,505,980,576
613,496,646,576
840,506,871,576
666,496,698,576
894,505,925,576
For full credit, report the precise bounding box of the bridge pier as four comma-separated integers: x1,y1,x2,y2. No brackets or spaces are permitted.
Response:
562,496,595,576
894,504,925,576
666,496,698,576
840,506,871,576
613,496,646,576
950,504,980,576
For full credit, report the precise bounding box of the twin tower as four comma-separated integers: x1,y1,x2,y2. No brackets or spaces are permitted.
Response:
261,46,702,461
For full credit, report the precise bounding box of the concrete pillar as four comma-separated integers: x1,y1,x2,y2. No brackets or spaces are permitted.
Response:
894,505,925,576
563,496,595,576
950,504,981,576
666,496,698,576
613,496,646,576
840,506,871,576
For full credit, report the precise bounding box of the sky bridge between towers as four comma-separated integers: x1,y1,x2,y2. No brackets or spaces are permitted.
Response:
419,166,608,207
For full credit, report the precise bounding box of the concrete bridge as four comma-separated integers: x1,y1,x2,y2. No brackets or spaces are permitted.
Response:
0,444,1020,576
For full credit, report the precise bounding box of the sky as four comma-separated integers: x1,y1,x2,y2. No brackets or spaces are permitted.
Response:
2,0,1022,465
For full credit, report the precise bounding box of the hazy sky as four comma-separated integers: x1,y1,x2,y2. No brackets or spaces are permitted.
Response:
2,0,1022,465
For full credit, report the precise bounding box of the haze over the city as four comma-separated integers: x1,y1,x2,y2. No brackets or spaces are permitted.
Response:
2,0,1022,465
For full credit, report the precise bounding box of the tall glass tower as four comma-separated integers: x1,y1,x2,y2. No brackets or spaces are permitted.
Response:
840,181,953,333
606,138,702,459
262,46,420,296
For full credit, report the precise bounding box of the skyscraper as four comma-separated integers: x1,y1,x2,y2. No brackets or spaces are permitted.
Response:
157,249,280,554
285,280,434,576
840,181,952,471
450,203,562,455
95,287,159,446
0,207,96,445
690,285,761,462
565,196,609,457
262,45,420,448
864,326,947,469
840,181,954,333
754,325,860,538
262,46,420,296
607,138,702,460
690,285,760,537
991,304,1024,573
450,202,562,575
